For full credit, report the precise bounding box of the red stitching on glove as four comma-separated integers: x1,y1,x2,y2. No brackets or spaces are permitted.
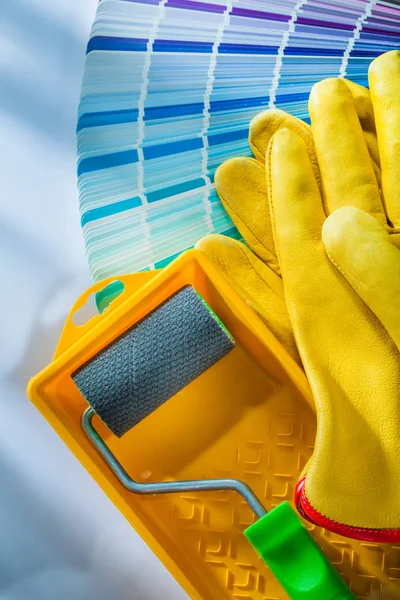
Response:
295,476,400,542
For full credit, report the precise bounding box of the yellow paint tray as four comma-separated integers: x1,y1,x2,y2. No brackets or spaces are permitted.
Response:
28,250,400,599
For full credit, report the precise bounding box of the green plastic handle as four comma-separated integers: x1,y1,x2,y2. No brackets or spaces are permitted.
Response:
245,502,356,600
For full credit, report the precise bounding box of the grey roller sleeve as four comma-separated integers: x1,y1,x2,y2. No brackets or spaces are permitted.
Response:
72,286,235,437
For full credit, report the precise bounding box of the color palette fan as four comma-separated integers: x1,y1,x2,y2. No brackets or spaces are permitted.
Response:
77,0,400,282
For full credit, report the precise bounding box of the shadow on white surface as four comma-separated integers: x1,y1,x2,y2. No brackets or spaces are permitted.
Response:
0,1,188,598
0,0,88,144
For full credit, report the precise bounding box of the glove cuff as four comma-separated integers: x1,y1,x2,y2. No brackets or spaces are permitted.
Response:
295,476,400,543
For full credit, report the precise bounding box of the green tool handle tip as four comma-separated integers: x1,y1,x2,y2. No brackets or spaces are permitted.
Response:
244,502,356,600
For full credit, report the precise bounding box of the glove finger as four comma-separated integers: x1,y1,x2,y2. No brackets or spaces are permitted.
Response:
364,132,382,189
215,157,280,273
309,78,385,223
195,234,301,364
267,128,330,364
343,79,381,183
343,79,375,133
322,206,400,350
369,50,400,228
249,108,321,190
267,128,326,273
216,109,322,273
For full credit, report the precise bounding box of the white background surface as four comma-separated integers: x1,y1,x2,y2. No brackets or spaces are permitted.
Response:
0,1,188,598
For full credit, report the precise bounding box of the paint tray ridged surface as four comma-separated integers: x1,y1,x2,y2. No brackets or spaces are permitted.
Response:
28,253,400,599
77,0,400,281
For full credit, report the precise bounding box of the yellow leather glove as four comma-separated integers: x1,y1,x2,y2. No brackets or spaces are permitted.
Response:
269,127,400,542
197,79,377,366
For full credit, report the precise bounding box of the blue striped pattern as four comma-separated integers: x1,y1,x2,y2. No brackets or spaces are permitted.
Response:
77,0,400,282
